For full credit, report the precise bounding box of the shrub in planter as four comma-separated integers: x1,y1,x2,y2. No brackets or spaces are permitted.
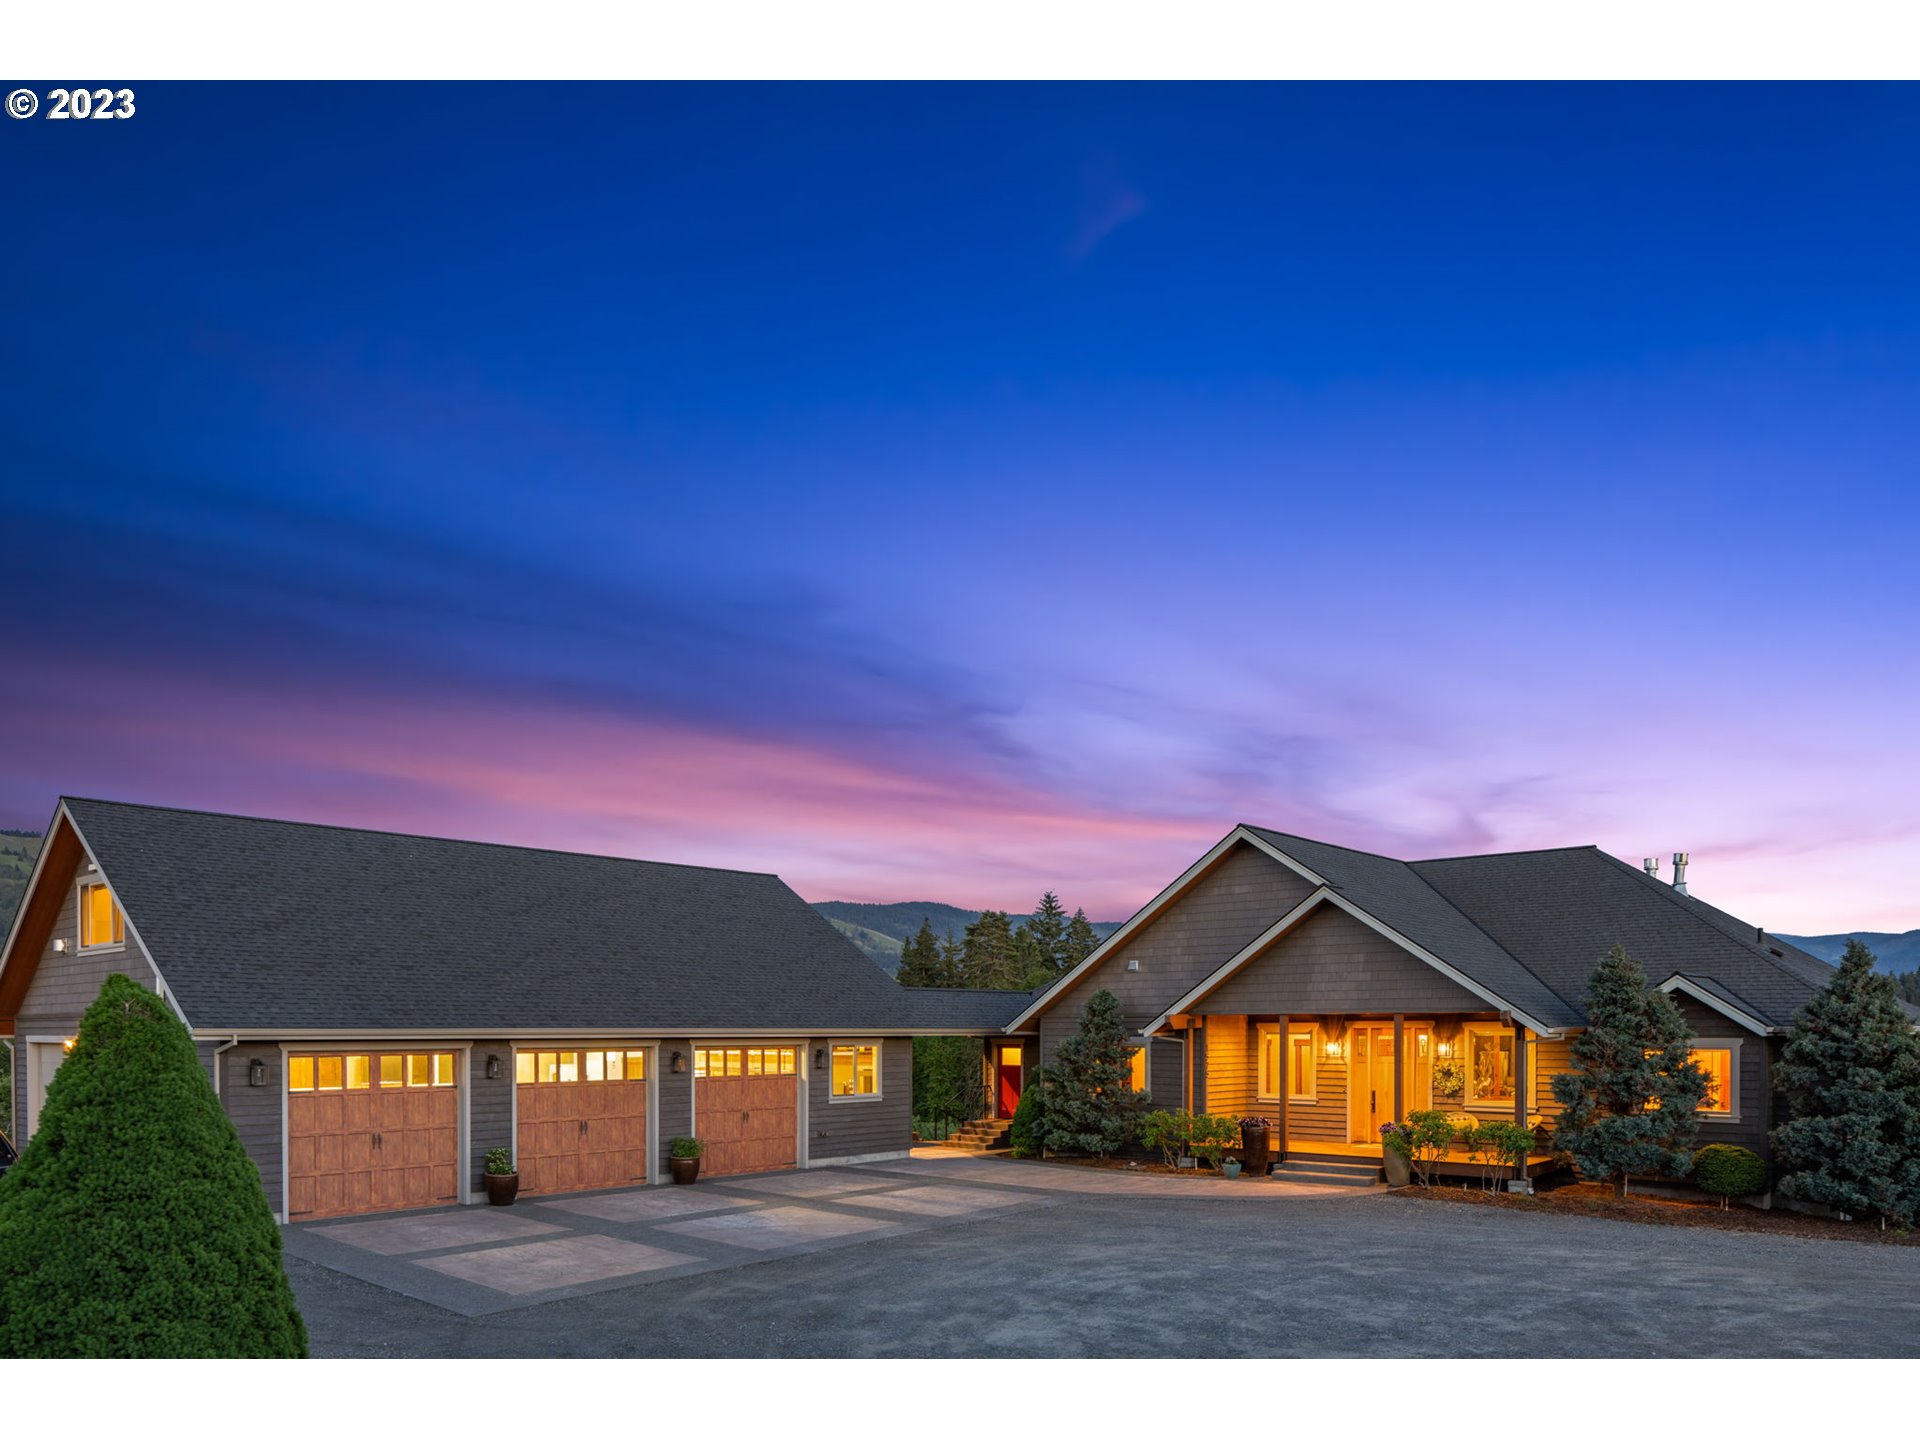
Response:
1692,1144,1767,1210
483,1147,519,1205
0,974,308,1357
1381,1110,1455,1188
668,1135,704,1184
1007,1083,1045,1158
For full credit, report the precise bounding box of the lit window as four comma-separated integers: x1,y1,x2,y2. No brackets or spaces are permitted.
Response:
1466,1028,1515,1104
408,1053,431,1087
1692,1047,1733,1114
79,882,124,949
694,1049,709,1078
433,1052,456,1087
515,1052,535,1084
747,1048,765,1076
726,1049,743,1077
380,1054,405,1088
558,1051,580,1083
345,1055,371,1090
626,1050,648,1079
1258,1028,1318,1100
539,1051,558,1084
317,1056,343,1091
587,1050,606,1082
288,1056,315,1092
831,1043,880,1098
1128,1045,1149,1092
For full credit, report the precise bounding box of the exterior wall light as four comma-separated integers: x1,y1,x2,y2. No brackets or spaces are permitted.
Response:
670,1050,686,1074
814,1046,826,1070
486,1054,502,1080
1324,1038,1342,1059
62,1036,76,1054
248,1058,267,1087
1436,1042,1452,1057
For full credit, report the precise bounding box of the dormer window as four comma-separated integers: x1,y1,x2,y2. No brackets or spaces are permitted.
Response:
79,881,125,950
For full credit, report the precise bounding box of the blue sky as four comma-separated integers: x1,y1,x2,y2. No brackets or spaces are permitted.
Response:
2,83,1916,928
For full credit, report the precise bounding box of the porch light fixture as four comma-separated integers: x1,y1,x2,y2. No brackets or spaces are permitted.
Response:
486,1054,502,1080
62,1037,76,1054
814,1047,826,1070
248,1058,267,1087
1324,1037,1342,1059
1437,1042,1452,1057
670,1050,685,1074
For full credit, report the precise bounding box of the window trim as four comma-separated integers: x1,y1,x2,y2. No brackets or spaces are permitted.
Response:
1462,1024,1519,1109
74,876,126,954
827,1040,883,1102
1689,1040,1741,1122
1256,1024,1319,1103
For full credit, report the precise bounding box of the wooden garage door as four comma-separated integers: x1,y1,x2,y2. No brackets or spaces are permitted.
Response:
287,1051,459,1221
695,1046,799,1177
515,1047,651,1194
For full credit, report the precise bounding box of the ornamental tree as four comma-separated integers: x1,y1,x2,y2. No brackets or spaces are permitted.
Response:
1771,939,1920,1227
1550,945,1709,1196
1038,988,1144,1156
0,974,308,1357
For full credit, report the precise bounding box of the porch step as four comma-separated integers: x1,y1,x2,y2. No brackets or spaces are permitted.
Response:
1272,1153,1386,1187
929,1117,1013,1150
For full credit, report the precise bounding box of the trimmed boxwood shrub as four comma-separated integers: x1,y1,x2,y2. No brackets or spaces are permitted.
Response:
0,974,308,1357
1692,1143,1767,1209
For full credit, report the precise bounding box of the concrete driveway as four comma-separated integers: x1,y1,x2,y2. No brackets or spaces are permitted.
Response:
288,1152,1920,1357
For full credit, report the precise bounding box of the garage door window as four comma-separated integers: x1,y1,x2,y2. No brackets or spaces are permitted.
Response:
516,1049,650,1084
830,1043,880,1100
288,1052,457,1092
694,1047,797,1078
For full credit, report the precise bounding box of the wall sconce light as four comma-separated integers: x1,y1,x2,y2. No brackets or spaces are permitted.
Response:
1436,1042,1452,1057
62,1036,76,1054
670,1050,686,1074
248,1057,267,1087
1324,1038,1342,1060
814,1047,826,1071
486,1054,502,1080
52,938,67,955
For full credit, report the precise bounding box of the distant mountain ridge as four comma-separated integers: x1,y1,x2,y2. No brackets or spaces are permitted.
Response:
1778,930,1920,974
811,900,1124,974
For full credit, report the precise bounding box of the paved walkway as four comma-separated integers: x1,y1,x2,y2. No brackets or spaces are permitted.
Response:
284,1150,1359,1317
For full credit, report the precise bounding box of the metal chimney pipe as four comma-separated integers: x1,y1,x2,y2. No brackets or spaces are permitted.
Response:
1643,857,1659,877
1672,851,1690,895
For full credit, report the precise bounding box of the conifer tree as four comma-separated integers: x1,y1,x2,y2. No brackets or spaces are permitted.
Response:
1550,945,1708,1195
1027,892,1069,974
1772,939,1920,1227
0,975,308,1356
962,909,1021,989
937,933,964,987
896,917,946,988
1037,988,1143,1155
1062,908,1101,971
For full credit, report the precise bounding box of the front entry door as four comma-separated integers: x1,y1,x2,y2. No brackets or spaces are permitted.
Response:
996,1045,1024,1119
1349,1026,1398,1142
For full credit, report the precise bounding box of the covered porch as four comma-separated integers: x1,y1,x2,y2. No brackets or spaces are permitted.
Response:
1162,1010,1567,1181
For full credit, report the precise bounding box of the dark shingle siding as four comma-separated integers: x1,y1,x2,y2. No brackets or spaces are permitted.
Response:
61,798,1010,1034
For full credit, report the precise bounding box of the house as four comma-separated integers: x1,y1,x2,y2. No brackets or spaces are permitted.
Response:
0,798,1026,1221
993,825,1848,1185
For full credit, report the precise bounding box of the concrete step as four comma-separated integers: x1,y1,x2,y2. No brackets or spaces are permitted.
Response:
1274,1156,1386,1187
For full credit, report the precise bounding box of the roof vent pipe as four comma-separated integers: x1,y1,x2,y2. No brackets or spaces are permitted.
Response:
1671,852,1690,896
1643,857,1659,877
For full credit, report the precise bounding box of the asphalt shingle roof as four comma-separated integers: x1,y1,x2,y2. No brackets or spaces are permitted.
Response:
1243,827,1838,1031
62,798,1027,1034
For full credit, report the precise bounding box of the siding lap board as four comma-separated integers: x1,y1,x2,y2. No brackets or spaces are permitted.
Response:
1193,905,1487,1016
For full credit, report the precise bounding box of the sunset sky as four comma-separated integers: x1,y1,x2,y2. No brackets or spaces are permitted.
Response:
3,83,1915,931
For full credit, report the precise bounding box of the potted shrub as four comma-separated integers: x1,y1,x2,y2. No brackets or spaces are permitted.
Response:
1378,1122,1415,1187
1221,1156,1243,1179
668,1135,704,1184
1239,1114,1274,1175
1381,1110,1455,1187
484,1147,519,1206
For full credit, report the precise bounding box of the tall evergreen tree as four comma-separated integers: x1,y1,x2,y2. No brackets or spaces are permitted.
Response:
1038,988,1143,1155
1026,892,1069,974
937,933,965,988
1772,939,1920,1227
0,975,308,1356
896,917,947,988
1550,945,1709,1195
961,909,1022,989
1062,908,1101,972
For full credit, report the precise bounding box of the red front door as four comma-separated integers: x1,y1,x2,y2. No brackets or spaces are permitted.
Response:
996,1045,1024,1119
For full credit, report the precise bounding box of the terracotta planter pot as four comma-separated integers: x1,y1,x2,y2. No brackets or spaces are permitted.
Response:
485,1172,520,1206
669,1155,700,1185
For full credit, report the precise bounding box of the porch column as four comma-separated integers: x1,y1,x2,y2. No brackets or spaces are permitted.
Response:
1512,1020,1530,1181
1392,1014,1405,1124
1182,1017,1194,1112
1276,1014,1290,1160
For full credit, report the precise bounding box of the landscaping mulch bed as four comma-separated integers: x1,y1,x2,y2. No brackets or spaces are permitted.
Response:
1394,1179,1920,1247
